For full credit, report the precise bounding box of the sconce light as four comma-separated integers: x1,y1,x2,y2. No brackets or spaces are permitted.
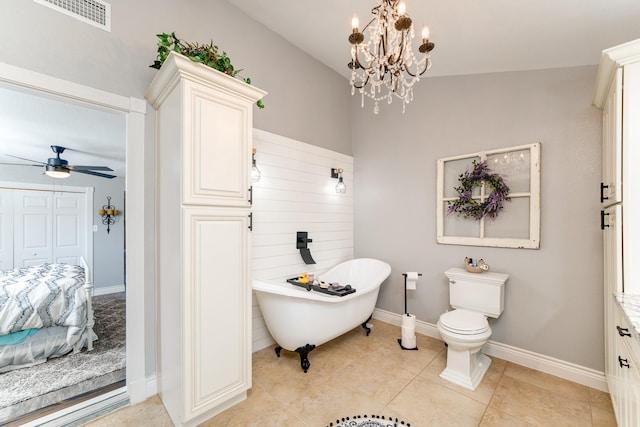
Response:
251,148,261,183
98,196,120,234
331,168,347,194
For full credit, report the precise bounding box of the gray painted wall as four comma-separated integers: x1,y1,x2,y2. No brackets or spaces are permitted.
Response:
1,0,352,377
351,66,604,370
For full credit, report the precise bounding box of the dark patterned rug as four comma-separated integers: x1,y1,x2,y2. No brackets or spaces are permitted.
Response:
0,292,126,423
327,415,411,427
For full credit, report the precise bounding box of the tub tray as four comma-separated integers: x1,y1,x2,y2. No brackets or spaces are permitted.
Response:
286,278,356,297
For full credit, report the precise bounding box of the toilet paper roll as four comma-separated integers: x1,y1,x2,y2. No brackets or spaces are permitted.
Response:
401,325,416,338
401,314,416,329
402,332,415,341
401,336,416,349
405,272,419,290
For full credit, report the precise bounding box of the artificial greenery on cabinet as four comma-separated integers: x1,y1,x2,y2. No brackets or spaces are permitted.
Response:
150,32,265,109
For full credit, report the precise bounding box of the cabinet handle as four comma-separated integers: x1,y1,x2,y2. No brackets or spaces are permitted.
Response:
619,355,630,368
248,213,253,231
617,325,632,337
600,210,610,230
600,182,609,203
248,186,253,205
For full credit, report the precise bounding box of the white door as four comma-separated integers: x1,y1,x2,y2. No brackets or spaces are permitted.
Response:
13,190,87,267
14,190,53,267
0,189,14,269
53,192,86,265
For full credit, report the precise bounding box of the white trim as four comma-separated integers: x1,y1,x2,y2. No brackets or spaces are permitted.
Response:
593,38,640,108
94,284,126,296
372,308,608,392
0,63,147,410
146,375,158,398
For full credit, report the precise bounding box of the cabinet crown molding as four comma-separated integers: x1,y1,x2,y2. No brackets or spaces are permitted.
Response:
145,52,267,109
593,38,640,108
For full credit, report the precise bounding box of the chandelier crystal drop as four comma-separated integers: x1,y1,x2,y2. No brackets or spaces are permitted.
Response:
348,0,435,114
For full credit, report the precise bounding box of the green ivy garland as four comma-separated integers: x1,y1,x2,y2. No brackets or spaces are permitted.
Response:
150,32,265,109
447,160,511,220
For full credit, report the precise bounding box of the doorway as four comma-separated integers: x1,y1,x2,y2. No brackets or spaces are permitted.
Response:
0,62,147,423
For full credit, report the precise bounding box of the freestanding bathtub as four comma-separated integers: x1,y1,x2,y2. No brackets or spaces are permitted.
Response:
253,258,391,372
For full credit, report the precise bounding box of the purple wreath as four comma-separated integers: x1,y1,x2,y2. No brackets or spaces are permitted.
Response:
447,160,510,221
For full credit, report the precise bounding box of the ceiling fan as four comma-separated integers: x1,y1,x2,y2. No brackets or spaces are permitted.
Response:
1,145,116,179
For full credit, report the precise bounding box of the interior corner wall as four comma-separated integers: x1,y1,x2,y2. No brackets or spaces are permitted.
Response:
0,0,352,379
351,65,605,371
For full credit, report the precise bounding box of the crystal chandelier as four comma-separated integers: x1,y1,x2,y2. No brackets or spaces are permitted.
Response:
348,0,435,114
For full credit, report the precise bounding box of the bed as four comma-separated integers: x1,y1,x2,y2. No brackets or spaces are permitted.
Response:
0,258,96,373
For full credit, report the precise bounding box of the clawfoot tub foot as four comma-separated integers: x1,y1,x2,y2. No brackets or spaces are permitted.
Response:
361,314,373,336
275,346,282,357
295,344,316,373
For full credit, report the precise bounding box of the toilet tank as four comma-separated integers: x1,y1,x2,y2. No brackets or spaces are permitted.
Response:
444,268,509,318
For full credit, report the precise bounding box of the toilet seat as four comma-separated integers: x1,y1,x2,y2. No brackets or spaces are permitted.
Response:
439,309,489,335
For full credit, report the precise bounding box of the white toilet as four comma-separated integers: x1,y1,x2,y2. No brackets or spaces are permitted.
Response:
437,267,509,390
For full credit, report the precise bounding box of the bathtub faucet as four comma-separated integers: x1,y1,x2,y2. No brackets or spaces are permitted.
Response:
296,231,316,264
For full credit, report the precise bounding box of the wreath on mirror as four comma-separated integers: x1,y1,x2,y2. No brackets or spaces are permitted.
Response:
447,160,510,220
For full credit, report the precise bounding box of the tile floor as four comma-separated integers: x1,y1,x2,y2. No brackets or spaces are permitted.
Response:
85,319,617,426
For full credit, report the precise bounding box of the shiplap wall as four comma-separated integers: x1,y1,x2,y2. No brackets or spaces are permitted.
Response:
251,129,354,351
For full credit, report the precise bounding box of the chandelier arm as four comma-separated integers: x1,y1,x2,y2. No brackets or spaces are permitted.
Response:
352,74,371,89
351,45,366,70
361,16,376,33
405,57,429,78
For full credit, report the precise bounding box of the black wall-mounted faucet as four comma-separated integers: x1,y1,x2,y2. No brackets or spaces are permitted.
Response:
297,231,313,249
296,231,316,264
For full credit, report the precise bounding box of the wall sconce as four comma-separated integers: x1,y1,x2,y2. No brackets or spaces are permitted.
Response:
251,148,261,183
99,196,120,234
331,168,347,194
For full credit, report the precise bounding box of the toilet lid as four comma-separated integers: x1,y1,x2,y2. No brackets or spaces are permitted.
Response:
439,309,490,335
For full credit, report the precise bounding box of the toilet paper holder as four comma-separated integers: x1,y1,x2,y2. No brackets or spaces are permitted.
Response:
401,272,422,316
398,272,422,351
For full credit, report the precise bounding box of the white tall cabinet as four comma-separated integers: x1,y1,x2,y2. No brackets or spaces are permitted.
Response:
146,52,266,426
593,39,640,426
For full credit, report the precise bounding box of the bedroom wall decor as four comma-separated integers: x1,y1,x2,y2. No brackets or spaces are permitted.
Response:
98,196,120,234
436,143,541,249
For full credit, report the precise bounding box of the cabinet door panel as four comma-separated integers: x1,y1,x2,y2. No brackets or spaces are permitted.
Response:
182,208,250,420
183,83,251,208
602,68,622,205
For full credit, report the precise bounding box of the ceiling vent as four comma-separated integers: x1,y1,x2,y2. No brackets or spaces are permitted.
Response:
34,0,111,32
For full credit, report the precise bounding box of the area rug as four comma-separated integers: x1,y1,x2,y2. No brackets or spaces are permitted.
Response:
327,414,411,426
0,292,126,423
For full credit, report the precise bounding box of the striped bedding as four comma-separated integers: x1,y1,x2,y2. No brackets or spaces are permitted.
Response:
0,263,89,348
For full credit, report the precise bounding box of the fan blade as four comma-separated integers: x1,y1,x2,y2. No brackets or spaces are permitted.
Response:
5,154,47,165
67,165,114,171
0,162,43,167
73,169,116,179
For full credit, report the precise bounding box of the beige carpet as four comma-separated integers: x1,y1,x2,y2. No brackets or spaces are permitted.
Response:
0,292,125,423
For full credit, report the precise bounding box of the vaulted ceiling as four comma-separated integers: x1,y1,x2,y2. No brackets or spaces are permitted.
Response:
226,0,640,78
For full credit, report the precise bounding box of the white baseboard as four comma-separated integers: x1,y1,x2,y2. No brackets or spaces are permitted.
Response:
94,285,125,296
146,375,158,398
372,308,608,392
253,336,276,353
